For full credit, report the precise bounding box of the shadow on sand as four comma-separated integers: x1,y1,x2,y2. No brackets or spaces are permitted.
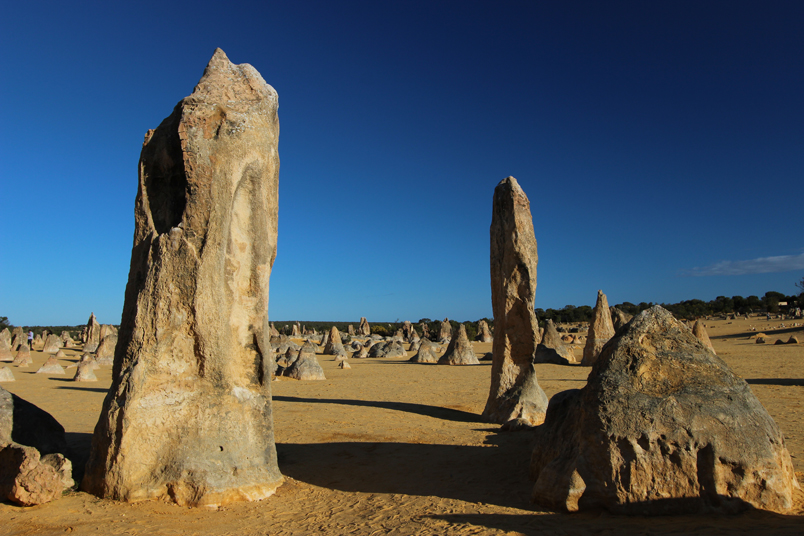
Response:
746,378,804,387
427,507,804,535
277,432,536,510
273,395,484,423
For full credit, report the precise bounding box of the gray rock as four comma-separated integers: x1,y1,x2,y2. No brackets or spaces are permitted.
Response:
408,338,438,363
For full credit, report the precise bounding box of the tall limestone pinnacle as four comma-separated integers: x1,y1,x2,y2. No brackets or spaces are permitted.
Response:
482,177,548,426
81,49,282,507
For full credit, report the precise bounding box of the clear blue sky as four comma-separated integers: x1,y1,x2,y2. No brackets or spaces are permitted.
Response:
1,1,802,326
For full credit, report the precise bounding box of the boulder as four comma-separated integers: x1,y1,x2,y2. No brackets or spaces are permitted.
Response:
418,322,430,340
533,319,577,365
787,336,800,344
339,360,351,369
529,306,798,514
581,290,616,366
369,341,406,358
475,319,493,342
0,347,12,363
0,443,70,506
285,350,325,381
352,345,369,359
347,325,355,336
438,324,479,365
81,49,283,507
36,356,65,375
0,367,13,382
409,338,438,363
482,177,548,427
756,337,766,344
291,322,301,337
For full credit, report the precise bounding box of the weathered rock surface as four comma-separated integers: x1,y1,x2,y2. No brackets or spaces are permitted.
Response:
323,326,346,357
610,307,633,331
692,321,715,354
369,341,406,358
0,367,14,381
0,329,10,350
529,306,799,514
482,177,548,426
36,356,65,375
358,317,371,337
13,345,31,367
95,334,118,365
339,360,351,369
81,49,283,507
285,347,325,381
533,319,577,365
438,319,452,344
409,338,439,363
84,313,101,353
438,324,479,365
73,361,98,382
581,290,616,366
0,347,12,362
475,319,493,342
42,335,64,354
0,443,71,506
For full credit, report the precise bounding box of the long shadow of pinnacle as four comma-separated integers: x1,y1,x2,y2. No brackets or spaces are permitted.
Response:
273,395,484,423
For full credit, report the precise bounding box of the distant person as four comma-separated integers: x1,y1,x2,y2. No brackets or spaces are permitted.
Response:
27,330,34,348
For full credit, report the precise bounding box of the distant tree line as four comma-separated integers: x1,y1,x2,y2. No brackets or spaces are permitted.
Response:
536,290,801,324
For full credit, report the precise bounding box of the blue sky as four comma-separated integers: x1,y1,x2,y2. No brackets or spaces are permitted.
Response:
1,1,802,326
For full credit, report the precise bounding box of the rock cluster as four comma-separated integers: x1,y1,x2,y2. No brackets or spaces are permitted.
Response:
81,49,283,507
530,306,798,514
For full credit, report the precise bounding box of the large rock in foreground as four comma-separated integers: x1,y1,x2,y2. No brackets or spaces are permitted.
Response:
530,306,798,514
81,49,283,507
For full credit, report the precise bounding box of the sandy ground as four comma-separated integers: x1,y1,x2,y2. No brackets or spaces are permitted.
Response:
1,316,803,535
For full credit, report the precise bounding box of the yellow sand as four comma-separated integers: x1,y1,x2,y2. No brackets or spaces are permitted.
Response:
1,316,803,535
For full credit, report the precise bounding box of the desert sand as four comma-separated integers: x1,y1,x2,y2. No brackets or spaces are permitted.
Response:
1,316,803,535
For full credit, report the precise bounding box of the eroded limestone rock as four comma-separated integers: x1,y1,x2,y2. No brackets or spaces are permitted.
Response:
530,306,798,514
692,321,715,354
81,49,283,507
475,319,493,343
580,290,615,366
409,338,438,363
438,324,479,365
533,319,577,365
482,177,548,426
